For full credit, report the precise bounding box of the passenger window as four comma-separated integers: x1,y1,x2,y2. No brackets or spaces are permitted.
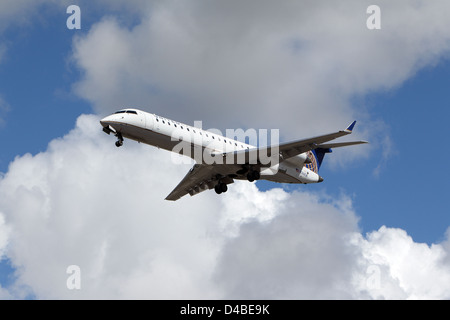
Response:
187,128,190,131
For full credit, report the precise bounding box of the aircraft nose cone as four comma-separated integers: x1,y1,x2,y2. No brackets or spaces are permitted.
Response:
100,115,117,135
318,176,324,183
100,115,113,126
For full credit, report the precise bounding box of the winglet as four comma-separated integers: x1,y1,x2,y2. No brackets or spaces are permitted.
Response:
345,120,357,133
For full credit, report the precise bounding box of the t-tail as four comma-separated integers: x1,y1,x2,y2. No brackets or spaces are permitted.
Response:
304,120,367,178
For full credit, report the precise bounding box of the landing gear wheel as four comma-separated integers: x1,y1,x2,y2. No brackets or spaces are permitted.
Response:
215,183,228,194
220,183,228,193
115,133,124,147
247,171,260,182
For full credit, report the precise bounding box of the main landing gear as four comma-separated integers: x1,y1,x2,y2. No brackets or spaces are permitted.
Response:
115,133,124,147
237,166,261,182
214,182,228,194
246,170,260,182
214,169,260,195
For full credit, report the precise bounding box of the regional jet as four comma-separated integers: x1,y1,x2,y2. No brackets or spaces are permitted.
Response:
100,109,367,200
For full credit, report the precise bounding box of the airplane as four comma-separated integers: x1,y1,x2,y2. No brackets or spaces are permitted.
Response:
100,108,368,201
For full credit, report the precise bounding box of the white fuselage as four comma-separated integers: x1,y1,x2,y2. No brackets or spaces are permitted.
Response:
100,108,321,184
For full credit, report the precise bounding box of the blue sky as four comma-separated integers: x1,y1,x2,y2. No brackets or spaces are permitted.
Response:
0,1,450,299
353,61,450,243
0,7,90,168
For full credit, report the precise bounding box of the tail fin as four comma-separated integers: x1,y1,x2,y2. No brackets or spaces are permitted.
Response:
305,148,332,174
303,120,367,174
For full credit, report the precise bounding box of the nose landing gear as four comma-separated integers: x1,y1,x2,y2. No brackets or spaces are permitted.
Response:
115,133,124,147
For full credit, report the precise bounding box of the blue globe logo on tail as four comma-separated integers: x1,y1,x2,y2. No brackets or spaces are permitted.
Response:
305,148,333,174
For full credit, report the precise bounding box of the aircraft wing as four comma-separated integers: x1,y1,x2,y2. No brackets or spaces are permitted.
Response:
165,163,236,201
277,120,358,158
222,121,360,164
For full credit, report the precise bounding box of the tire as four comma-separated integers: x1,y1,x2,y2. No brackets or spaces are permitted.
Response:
220,183,228,193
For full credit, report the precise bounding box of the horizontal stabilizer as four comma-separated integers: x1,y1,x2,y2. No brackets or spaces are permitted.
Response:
317,141,368,149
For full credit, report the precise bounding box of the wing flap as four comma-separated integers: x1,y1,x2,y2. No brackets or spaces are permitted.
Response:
165,164,213,201
165,164,236,201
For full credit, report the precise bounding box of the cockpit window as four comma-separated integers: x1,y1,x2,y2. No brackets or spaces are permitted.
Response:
114,110,138,114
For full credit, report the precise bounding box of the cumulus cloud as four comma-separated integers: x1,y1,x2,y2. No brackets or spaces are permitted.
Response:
352,226,450,299
0,115,223,299
0,115,449,299
0,214,10,258
71,0,450,164
215,195,450,300
214,191,361,299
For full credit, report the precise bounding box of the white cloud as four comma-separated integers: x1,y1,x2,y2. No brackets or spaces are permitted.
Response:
0,115,449,299
71,0,450,170
352,226,450,299
0,214,10,259
214,191,361,299
0,114,224,299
